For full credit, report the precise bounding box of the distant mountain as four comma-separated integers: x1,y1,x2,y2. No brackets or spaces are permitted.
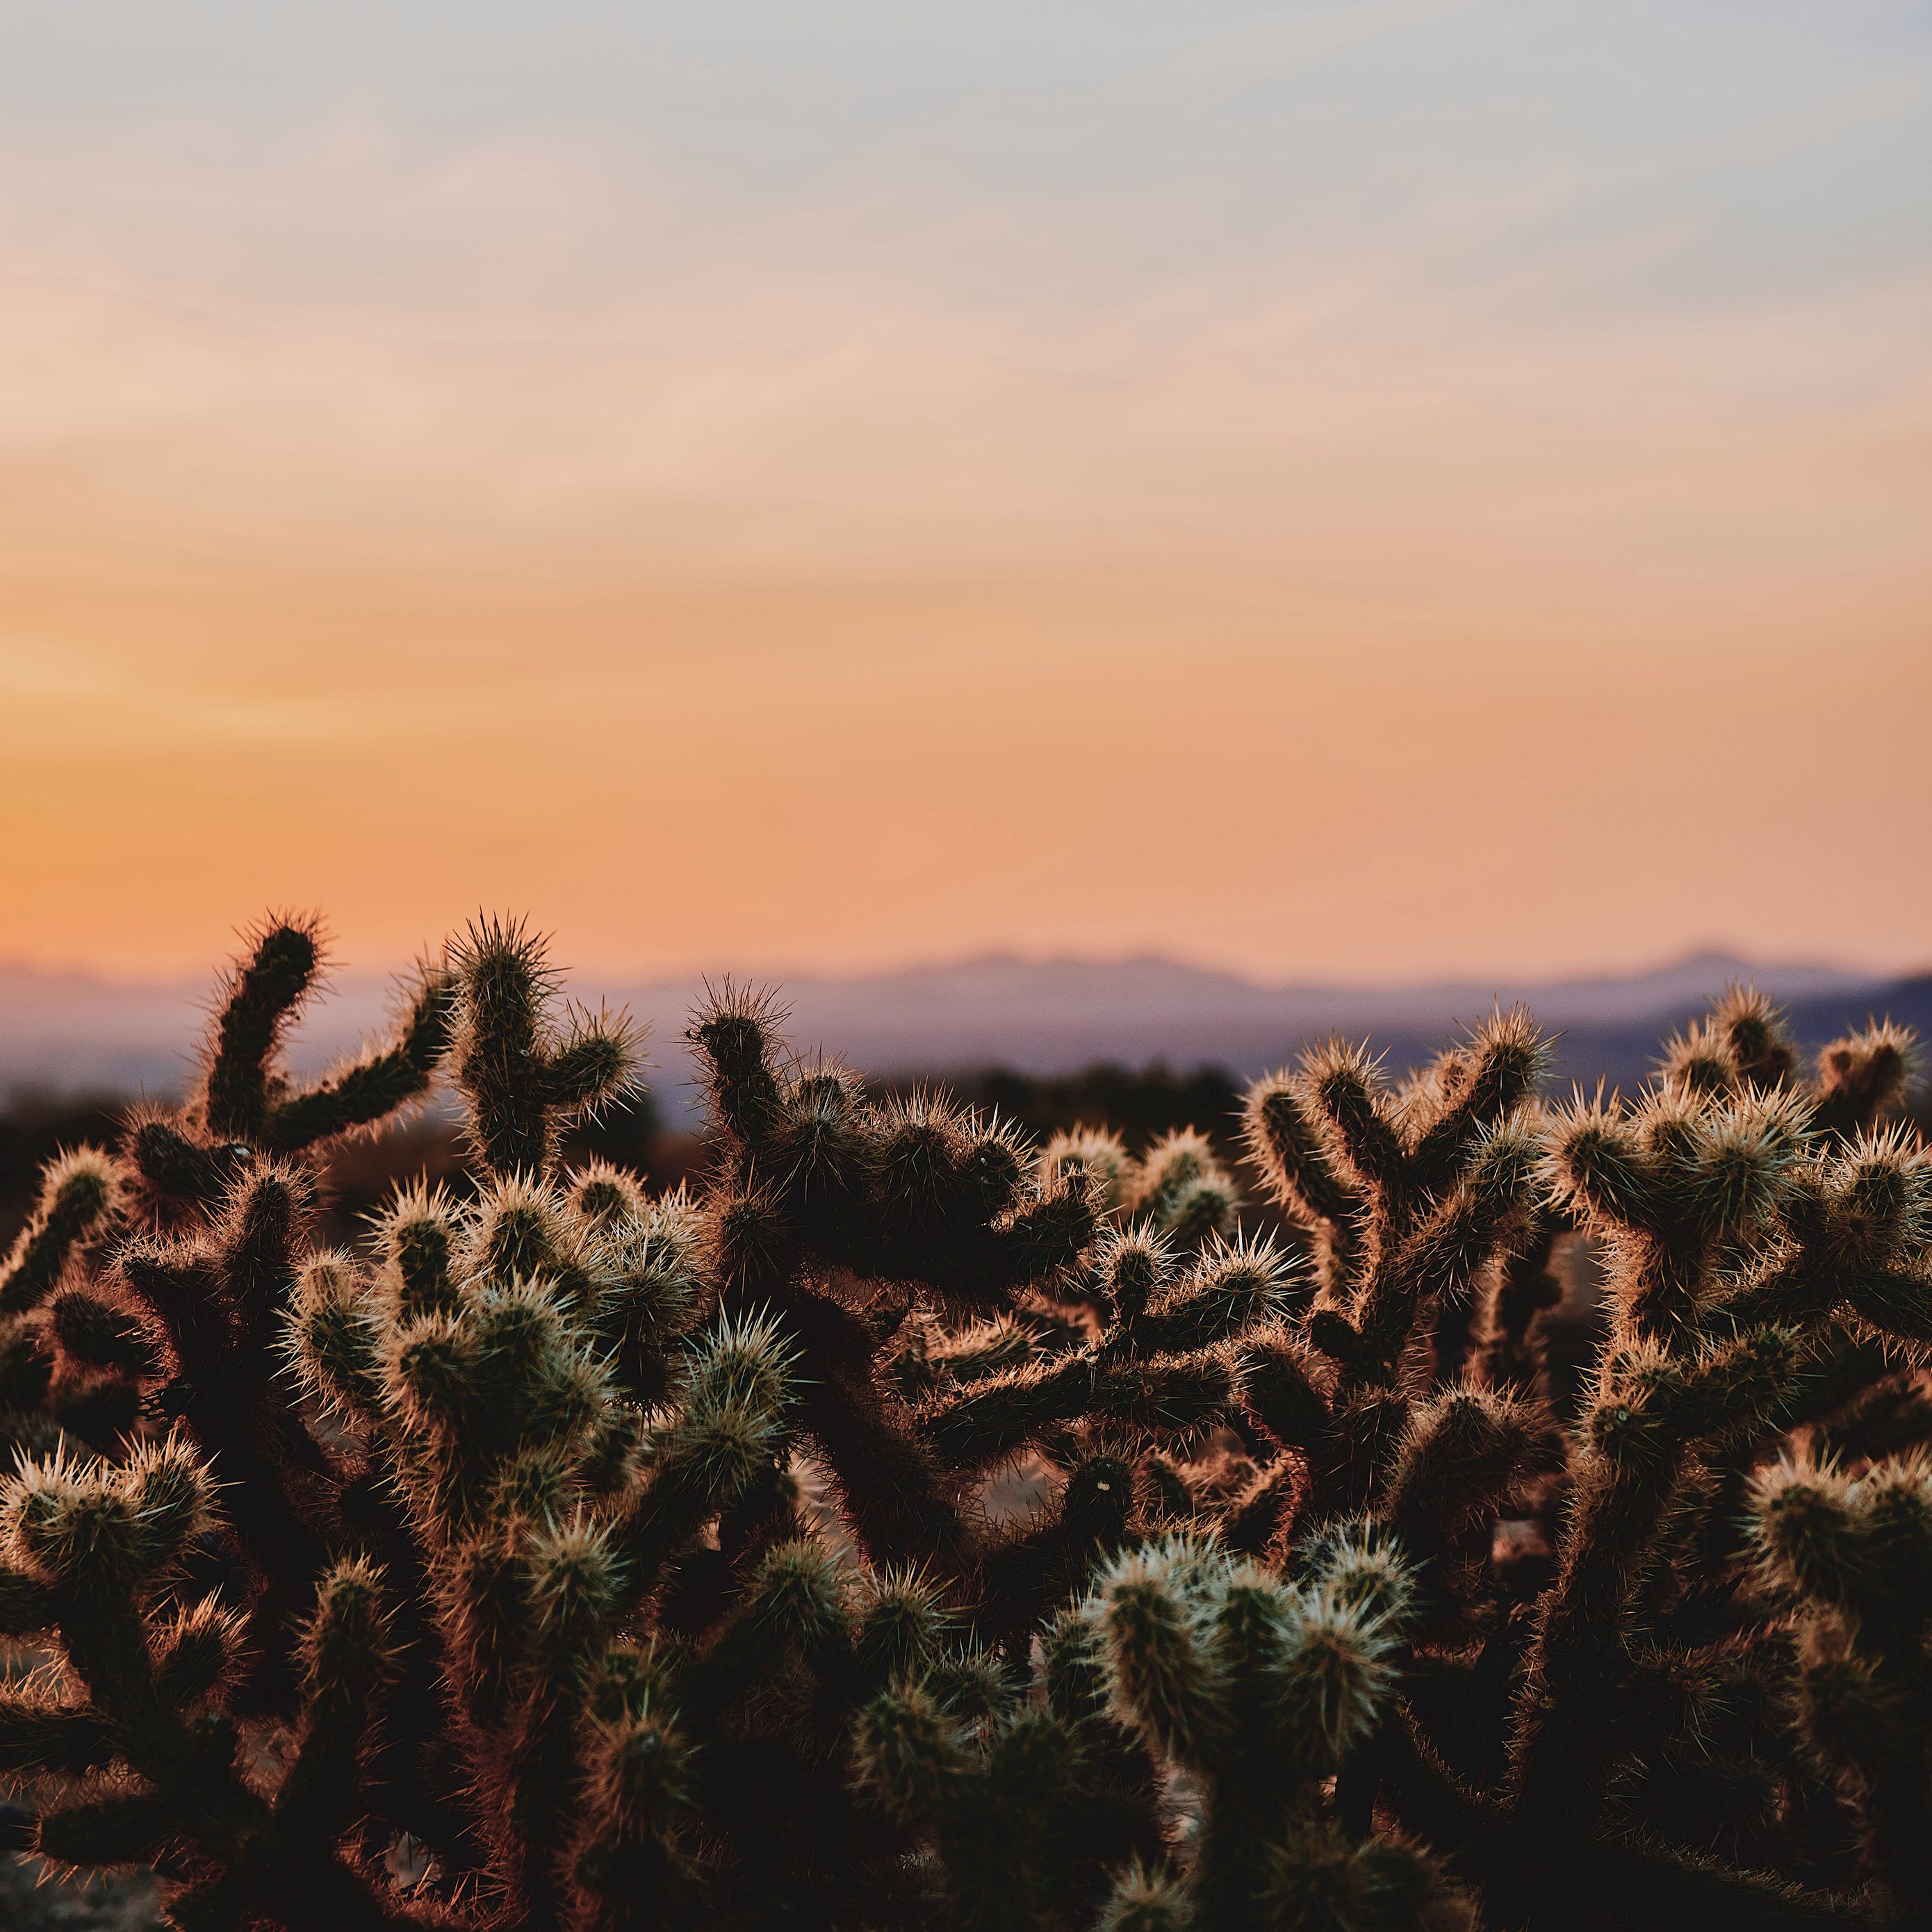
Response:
721,950,1890,1077
5,950,1922,1129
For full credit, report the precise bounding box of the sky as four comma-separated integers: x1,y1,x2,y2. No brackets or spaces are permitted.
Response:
2,1,1929,985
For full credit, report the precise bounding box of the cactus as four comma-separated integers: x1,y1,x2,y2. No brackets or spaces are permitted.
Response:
682,988,1280,1649
1,931,1927,1931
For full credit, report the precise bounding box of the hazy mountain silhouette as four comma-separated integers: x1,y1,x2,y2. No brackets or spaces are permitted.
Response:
6,951,1924,1128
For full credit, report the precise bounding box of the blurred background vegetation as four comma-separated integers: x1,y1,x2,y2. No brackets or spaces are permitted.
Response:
0,1061,1266,1256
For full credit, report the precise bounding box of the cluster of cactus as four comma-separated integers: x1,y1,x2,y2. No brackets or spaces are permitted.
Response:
0,916,1926,1931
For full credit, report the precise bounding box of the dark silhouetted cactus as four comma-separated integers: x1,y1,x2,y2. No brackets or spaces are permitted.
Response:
1,938,1926,1931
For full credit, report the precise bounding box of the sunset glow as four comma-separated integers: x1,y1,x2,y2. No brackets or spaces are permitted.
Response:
4,2,1929,981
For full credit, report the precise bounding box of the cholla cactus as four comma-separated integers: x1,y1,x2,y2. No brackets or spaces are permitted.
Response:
1226,1012,1554,1581
682,988,1284,1651
125,912,455,1212
0,916,453,1477
853,1528,1466,1932
0,920,740,1925
1083,1529,1467,1931
1496,997,1922,1928
1041,1126,1242,1249
1749,1453,1932,1921
1,1149,126,1454
1230,992,1931,1930
0,920,1278,1929
3,937,1929,1932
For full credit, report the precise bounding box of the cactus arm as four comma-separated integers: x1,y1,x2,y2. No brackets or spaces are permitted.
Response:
199,917,325,1143
261,968,457,1153
0,1148,123,1317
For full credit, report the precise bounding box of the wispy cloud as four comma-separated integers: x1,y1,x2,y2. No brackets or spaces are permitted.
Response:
0,2,1928,978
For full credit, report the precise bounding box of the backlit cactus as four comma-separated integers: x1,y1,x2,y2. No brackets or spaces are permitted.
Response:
0,930,1926,1931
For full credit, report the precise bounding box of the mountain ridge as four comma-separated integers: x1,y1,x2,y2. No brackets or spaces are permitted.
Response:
5,949,1923,1127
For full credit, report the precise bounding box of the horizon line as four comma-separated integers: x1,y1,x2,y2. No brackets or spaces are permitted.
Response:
1,940,1917,999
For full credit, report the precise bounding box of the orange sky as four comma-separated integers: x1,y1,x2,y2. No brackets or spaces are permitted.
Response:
3,3,1929,983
